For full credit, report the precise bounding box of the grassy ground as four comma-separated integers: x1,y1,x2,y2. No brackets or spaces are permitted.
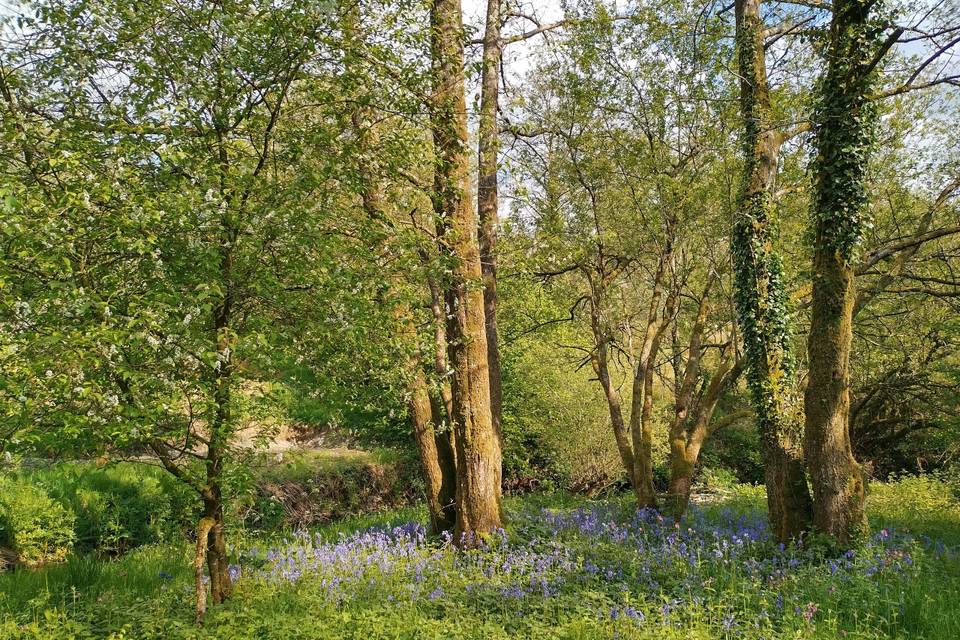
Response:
1,478,959,639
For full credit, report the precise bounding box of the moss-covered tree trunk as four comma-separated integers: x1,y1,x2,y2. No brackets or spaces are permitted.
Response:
733,0,813,543
666,281,743,520
200,487,232,605
343,4,458,534
477,0,503,439
804,0,890,544
430,0,503,542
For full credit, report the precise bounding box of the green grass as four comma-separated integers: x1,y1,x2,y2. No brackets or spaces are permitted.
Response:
0,481,958,639
255,447,409,483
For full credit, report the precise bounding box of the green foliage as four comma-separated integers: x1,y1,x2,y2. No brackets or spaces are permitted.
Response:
0,454,420,559
0,475,75,567
693,467,741,494
17,464,195,555
868,473,960,543
500,330,621,492
809,0,895,261
701,423,765,485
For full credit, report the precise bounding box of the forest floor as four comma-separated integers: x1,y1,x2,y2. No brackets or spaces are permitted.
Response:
2,479,959,640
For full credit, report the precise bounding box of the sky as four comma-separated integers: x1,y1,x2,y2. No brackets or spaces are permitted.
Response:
462,0,566,80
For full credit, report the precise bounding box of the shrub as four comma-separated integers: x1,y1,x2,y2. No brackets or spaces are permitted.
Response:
35,465,196,555
11,463,196,557
500,335,622,493
868,473,960,544
0,476,75,567
694,466,741,494
700,422,764,484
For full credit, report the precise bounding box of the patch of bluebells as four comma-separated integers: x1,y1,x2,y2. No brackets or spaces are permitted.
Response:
231,502,954,632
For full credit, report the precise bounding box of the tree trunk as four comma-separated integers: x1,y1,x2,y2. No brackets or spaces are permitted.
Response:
627,245,675,509
633,349,660,508
430,0,502,542
804,252,865,542
478,0,503,438
426,391,458,530
404,307,456,534
198,110,235,610
733,0,813,543
425,275,459,529
194,516,215,624
408,360,457,534
589,289,637,490
343,8,459,535
667,438,698,519
666,284,711,520
804,0,882,545
201,488,232,605
427,274,456,428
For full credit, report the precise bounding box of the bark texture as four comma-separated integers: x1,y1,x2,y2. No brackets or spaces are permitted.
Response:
478,0,503,437
430,0,503,541
407,357,457,534
194,516,216,624
804,0,884,544
425,275,459,529
200,489,232,606
733,0,813,543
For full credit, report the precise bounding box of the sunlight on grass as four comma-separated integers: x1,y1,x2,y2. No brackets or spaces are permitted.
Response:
2,478,959,639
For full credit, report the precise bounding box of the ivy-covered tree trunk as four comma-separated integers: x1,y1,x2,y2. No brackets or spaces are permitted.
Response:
804,0,889,544
430,0,503,542
478,0,503,439
733,0,813,543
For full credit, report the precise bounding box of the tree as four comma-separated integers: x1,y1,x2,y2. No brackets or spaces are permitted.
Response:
803,0,900,544
475,1,566,440
430,0,503,540
341,0,458,535
504,2,739,509
666,275,746,518
0,0,377,615
732,0,814,542
478,0,504,437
